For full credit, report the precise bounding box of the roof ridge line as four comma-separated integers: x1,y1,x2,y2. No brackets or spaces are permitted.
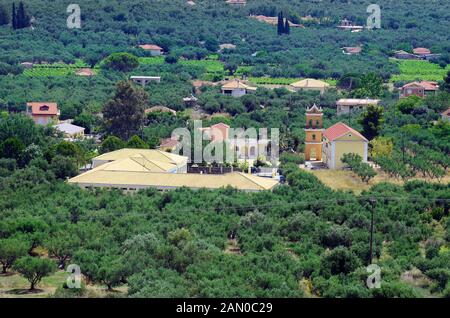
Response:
236,172,265,190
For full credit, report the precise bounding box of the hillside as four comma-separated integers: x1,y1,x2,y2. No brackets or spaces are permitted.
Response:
0,0,449,300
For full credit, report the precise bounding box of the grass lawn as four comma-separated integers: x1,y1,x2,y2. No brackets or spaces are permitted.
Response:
179,59,224,73
0,270,69,298
310,168,450,194
390,60,450,82
0,269,128,298
138,56,165,65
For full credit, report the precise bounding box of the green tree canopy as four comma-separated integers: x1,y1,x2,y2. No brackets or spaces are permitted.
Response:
100,136,126,154
0,237,28,273
103,81,148,140
14,256,56,290
359,104,384,140
127,135,149,149
101,53,139,72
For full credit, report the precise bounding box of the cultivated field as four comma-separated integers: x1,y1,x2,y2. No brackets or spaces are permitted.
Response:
390,60,450,82
310,168,450,194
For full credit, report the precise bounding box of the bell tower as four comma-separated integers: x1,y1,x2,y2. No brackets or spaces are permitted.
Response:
304,104,323,161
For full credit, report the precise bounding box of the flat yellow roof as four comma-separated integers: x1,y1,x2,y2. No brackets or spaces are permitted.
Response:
69,171,278,191
93,148,187,165
98,156,176,173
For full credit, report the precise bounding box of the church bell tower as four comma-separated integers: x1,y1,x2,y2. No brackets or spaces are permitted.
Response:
304,104,323,161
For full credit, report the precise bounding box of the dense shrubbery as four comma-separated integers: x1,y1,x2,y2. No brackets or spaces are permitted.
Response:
0,0,449,78
342,153,376,184
0,0,449,298
0,154,448,297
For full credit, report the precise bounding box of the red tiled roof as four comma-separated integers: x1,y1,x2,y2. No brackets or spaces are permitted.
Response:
402,82,423,88
139,44,163,51
441,108,450,116
343,46,362,54
159,138,178,148
26,102,58,115
402,81,439,91
419,81,439,91
323,122,368,142
211,123,230,129
413,47,431,55
76,68,95,76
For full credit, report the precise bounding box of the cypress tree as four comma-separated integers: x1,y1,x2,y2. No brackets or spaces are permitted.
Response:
284,18,290,34
0,4,9,26
277,11,284,35
16,2,30,29
12,3,16,29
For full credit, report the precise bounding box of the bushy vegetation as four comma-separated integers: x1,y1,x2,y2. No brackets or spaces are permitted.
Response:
0,0,449,299
342,153,376,183
0,0,449,78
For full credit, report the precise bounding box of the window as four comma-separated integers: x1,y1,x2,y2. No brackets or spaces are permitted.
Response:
312,134,316,140
309,119,313,128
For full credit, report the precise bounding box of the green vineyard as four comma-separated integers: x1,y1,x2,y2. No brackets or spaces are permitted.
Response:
390,60,450,82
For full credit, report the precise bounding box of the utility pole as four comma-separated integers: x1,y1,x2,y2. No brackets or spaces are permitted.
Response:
348,108,351,126
369,198,376,265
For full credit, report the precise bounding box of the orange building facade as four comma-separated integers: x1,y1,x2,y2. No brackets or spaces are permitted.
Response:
304,104,323,161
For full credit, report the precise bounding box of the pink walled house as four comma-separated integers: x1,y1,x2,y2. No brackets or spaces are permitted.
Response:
26,102,60,125
199,123,230,142
400,81,439,98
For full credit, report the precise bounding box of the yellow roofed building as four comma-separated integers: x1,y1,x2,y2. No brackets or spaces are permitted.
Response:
68,148,278,192
91,148,188,173
221,79,257,97
290,78,330,94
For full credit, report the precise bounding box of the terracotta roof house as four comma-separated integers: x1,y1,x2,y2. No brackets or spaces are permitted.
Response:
221,79,256,97
138,44,164,56
394,48,440,61
322,122,368,169
394,50,420,60
290,79,330,94
342,46,362,55
441,108,450,122
199,122,230,142
75,68,95,76
26,102,60,125
336,98,380,115
413,48,431,56
158,137,179,152
400,81,439,98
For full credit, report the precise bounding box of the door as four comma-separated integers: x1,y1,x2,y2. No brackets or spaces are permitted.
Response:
310,147,317,161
